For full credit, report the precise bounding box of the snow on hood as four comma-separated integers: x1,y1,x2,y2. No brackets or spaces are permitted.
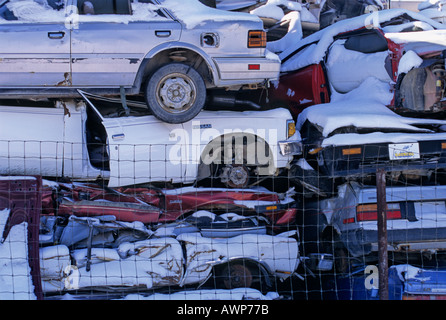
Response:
280,9,446,72
296,77,446,145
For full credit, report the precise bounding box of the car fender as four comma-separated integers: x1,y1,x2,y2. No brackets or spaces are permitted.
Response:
134,42,218,88
189,108,294,179
210,257,274,287
177,233,299,286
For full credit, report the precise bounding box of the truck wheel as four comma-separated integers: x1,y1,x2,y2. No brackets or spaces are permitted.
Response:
145,63,206,124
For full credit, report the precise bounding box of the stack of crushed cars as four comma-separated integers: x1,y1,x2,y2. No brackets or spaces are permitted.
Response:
0,176,301,300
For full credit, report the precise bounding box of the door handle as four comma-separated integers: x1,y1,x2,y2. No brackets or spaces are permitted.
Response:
155,30,171,37
48,31,65,39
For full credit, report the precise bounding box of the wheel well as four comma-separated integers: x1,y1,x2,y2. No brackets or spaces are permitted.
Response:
212,258,273,288
197,132,276,181
321,226,339,243
139,49,213,90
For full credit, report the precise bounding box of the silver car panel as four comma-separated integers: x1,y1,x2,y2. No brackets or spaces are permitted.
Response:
71,16,182,87
0,0,279,98
0,23,71,87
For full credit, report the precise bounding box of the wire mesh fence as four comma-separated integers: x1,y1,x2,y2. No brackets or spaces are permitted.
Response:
2,139,446,301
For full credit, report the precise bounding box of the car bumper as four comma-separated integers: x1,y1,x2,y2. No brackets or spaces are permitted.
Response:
213,57,280,85
342,227,446,257
317,139,446,178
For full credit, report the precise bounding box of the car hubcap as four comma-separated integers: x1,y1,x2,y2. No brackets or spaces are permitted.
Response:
221,164,249,188
158,74,196,113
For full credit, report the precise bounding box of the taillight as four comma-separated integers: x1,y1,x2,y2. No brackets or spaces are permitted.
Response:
248,30,266,48
355,203,402,222
344,203,402,224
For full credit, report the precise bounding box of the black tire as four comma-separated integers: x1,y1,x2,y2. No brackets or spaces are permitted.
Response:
322,236,349,274
145,63,206,124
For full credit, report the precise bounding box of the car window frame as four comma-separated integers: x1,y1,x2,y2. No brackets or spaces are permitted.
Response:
71,0,175,23
0,0,71,24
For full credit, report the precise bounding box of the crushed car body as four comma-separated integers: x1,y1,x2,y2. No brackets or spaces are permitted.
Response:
41,180,298,226
39,231,299,294
300,181,446,268
288,78,446,194
268,8,446,118
0,176,300,298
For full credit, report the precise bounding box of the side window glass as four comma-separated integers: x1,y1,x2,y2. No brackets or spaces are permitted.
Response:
343,32,388,54
76,0,169,22
1,0,67,23
77,0,131,15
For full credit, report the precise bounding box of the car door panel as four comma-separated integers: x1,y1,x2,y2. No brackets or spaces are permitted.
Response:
0,106,66,177
101,116,186,187
70,9,182,87
0,23,71,87
270,64,329,119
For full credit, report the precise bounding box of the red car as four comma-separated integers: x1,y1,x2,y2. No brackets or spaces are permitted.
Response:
268,9,446,119
41,180,297,226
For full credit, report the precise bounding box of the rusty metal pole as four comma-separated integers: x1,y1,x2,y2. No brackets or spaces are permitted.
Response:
376,168,388,300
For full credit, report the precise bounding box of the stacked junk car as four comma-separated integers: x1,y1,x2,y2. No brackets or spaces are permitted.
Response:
4,0,446,303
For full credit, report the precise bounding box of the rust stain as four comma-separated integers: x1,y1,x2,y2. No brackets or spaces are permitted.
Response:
136,243,171,259
187,249,217,261
56,72,72,86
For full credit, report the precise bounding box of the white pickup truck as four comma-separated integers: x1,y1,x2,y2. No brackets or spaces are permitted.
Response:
0,92,300,188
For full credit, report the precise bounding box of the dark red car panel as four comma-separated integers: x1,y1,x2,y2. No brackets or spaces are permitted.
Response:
0,177,43,300
42,182,296,225
269,64,330,119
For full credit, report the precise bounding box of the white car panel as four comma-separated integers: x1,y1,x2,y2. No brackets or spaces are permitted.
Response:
0,97,297,187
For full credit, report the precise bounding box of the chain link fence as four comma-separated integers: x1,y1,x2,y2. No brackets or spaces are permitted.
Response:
1,140,446,301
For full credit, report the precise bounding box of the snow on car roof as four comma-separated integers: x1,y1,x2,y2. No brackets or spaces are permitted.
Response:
159,0,260,28
3,0,168,23
296,77,446,146
418,0,446,11
3,0,260,27
385,29,446,55
249,0,302,21
279,8,446,73
323,130,446,147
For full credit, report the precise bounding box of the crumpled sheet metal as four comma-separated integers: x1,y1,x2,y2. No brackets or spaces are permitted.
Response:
40,237,184,292
178,232,300,286
42,181,296,225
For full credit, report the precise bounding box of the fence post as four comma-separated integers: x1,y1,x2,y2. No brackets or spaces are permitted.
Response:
376,168,388,300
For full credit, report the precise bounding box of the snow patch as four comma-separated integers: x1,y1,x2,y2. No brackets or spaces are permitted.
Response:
397,50,424,75
0,209,36,300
